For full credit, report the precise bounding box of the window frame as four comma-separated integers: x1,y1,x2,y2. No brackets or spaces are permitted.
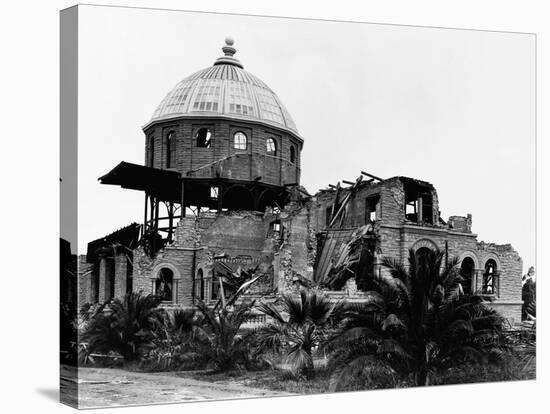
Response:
290,145,296,164
195,127,213,148
266,137,277,155
233,131,247,150
482,259,498,296
165,130,176,168
365,194,381,223
147,135,155,167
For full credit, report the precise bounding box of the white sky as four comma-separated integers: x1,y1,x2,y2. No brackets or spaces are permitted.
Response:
71,5,535,270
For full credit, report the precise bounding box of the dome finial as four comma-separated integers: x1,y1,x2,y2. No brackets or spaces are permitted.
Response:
222,36,236,57
213,36,243,69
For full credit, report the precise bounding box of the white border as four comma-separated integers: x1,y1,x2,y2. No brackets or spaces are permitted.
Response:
1,1,546,413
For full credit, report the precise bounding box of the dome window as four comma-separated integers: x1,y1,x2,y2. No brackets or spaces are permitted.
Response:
166,131,176,168
147,135,155,167
234,132,247,150
266,138,277,155
196,128,212,148
290,145,296,164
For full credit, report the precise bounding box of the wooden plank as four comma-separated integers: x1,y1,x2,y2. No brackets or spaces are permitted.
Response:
315,235,337,283
314,235,333,282
319,238,339,284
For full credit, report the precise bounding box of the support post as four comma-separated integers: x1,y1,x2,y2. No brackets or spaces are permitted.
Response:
180,180,186,219
168,202,174,242
143,193,149,234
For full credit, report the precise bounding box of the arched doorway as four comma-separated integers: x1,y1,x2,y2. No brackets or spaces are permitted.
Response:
460,257,475,295
415,246,434,267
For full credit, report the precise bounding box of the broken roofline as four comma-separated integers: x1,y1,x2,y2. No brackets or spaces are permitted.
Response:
316,175,435,195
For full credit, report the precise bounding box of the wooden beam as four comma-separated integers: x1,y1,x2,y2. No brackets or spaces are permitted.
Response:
329,175,363,228
361,171,384,181
180,180,185,219
143,193,149,233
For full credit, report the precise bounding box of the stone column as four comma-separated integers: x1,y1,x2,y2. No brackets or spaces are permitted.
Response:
98,253,108,303
114,252,128,298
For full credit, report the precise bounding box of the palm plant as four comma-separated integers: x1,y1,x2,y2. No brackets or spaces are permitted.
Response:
327,248,507,389
190,299,257,372
82,293,163,362
143,308,205,371
254,290,341,377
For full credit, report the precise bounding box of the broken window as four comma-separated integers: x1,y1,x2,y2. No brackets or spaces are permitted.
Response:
365,195,380,223
166,131,176,168
402,179,433,224
266,137,277,155
210,186,219,200
290,145,296,164
234,131,247,150
155,268,173,302
148,135,155,167
196,128,212,148
271,220,281,233
483,259,497,295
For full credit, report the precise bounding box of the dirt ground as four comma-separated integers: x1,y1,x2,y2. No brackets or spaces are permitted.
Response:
61,366,292,409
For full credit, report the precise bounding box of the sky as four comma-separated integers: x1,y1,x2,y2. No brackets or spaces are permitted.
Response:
68,5,536,270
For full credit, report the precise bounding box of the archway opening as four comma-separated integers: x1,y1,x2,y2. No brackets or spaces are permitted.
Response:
415,246,434,268
460,257,475,295
258,190,278,212
155,268,173,302
223,186,254,211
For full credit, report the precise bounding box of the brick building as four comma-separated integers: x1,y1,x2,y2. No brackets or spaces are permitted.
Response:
79,38,523,324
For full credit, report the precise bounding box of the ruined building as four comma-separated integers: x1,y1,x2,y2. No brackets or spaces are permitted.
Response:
79,38,523,323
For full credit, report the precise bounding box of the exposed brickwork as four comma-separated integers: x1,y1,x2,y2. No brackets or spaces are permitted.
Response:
143,119,301,187
303,176,523,323
83,174,524,325
77,255,95,305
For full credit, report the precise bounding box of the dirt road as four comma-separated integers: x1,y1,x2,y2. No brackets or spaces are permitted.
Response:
62,366,290,408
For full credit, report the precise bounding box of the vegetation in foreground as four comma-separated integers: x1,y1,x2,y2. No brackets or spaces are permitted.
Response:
77,250,535,393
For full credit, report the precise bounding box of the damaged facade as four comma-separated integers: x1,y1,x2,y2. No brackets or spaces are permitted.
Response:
79,38,523,324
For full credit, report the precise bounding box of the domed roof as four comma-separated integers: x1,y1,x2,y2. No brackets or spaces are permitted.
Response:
147,37,299,137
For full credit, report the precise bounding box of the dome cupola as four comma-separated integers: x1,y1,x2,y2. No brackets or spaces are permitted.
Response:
146,38,300,138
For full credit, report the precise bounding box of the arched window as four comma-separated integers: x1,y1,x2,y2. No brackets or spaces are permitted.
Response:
166,131,176,168
483,259,497,295
155,268,173,302
233,131,247,150
148,135,155,167
197,269,204,301
460,257,475,295
196,128,212,148
290,145,296,164
266,138,277,155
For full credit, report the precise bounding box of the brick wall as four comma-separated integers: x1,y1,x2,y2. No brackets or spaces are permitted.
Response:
77,255,95,306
